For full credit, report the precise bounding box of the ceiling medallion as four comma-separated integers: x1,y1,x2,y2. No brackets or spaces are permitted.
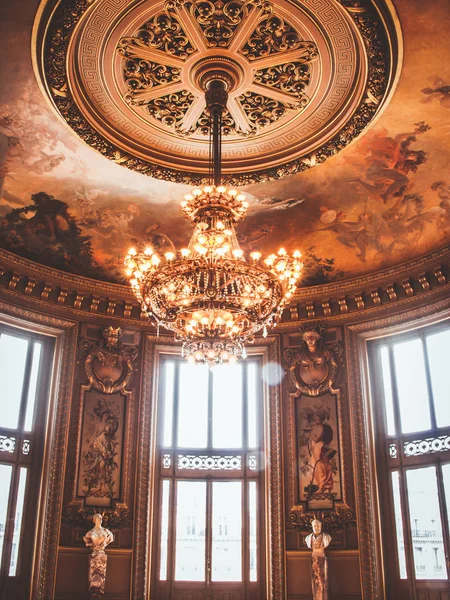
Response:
34,0,400,184
125,78,303,365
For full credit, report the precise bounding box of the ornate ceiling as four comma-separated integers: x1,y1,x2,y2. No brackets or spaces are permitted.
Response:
35,0,395,183
0,0,449,289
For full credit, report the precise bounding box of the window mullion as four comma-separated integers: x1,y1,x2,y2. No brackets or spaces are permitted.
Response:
388,344,403,442
398,468,418,599
17,341,34,435
0,464,20,577
206,479,213,588
435,463,450,582
208,368,213,450
421,334,437,431
172,361,180,449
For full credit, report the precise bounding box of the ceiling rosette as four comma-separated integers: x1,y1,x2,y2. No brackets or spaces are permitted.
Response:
34,0,401,184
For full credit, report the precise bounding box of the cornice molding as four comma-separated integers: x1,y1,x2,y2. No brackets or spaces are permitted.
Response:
0,246,449,326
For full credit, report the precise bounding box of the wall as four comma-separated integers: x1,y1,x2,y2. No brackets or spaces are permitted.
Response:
0,246,449,599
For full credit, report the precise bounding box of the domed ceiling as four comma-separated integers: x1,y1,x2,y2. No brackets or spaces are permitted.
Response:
0,0,449,287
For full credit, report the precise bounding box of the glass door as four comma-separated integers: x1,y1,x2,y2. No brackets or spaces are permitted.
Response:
369,325,450,600
152,358,265,600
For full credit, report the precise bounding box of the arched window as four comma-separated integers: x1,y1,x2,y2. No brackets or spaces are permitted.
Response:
369,321,450,599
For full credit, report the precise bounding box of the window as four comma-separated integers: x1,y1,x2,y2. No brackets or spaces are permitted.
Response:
369,323,450,599
151,357,265,599
0,325,53,598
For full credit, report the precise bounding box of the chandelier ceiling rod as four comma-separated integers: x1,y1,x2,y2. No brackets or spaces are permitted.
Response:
205,78,228,187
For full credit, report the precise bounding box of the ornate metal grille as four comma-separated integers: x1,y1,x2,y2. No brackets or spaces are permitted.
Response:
404,435,450,457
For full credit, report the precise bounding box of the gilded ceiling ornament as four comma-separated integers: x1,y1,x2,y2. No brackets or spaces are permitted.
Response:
253,61,312,100
117,13,194,60
121,59,181,100
144,90,195,131
238,91,292,128
184,0,266,47
187,107,250,137
35,0,398,184
240,15,317,61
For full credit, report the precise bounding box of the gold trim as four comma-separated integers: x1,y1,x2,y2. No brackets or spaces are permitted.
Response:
1,246,450,327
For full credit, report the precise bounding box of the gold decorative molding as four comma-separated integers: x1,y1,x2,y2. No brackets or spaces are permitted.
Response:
62,326,138,529
32,0,400,184
84,326,137,394
1,247,449,328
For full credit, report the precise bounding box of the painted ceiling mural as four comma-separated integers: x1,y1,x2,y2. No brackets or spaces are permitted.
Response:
0,0,449,286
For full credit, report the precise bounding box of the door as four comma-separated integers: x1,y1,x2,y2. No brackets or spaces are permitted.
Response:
369,324,450,600
151,358,265,600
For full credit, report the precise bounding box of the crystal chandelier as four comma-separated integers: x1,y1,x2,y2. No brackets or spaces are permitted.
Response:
125,75,303,366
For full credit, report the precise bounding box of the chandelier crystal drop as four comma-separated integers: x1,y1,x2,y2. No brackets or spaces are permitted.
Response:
125,78,303,366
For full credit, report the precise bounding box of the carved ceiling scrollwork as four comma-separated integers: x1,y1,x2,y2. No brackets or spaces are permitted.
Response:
240,16,318,60
117,13,195,60
35,0,399,182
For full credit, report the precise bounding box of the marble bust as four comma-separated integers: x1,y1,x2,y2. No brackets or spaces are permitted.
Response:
305,519,331,600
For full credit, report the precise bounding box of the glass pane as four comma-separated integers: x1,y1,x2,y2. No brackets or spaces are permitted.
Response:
0,464,13,564
406,467,448,580
380,346,396,435
391,471,407,579
443,464,450,540
426,329,450,427
159,480,170,580
212,481,242,582
162,362,175,447
177,364,208,448
9,467,28,576
24,342,42,432
175,481,206,581
249,481,257,582
393,339,431,433
213,364,242,449
247,363,258,448
0,334,28,429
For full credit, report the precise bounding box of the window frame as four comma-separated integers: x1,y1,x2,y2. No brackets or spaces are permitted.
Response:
134,337,286,599
0,306,76,600
368,320,450,598
151,354,266,596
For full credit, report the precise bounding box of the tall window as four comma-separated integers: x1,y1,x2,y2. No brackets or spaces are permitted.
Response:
369,323,450,599
0,325,53,599
151,357,265,600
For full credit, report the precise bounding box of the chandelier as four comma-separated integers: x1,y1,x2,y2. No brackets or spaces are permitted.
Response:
125,74,303,366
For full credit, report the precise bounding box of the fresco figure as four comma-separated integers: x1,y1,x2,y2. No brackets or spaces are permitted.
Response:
350,123,429,203
83,398,120,499
305,410,334,494
421,76,450,108
305,519,331,600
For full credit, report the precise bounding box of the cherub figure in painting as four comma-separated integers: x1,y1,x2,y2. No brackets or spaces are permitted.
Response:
349,122,430,204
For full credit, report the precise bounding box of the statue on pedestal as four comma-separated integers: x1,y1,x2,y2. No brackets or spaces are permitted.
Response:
83,513,114,599
305,518,331,600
